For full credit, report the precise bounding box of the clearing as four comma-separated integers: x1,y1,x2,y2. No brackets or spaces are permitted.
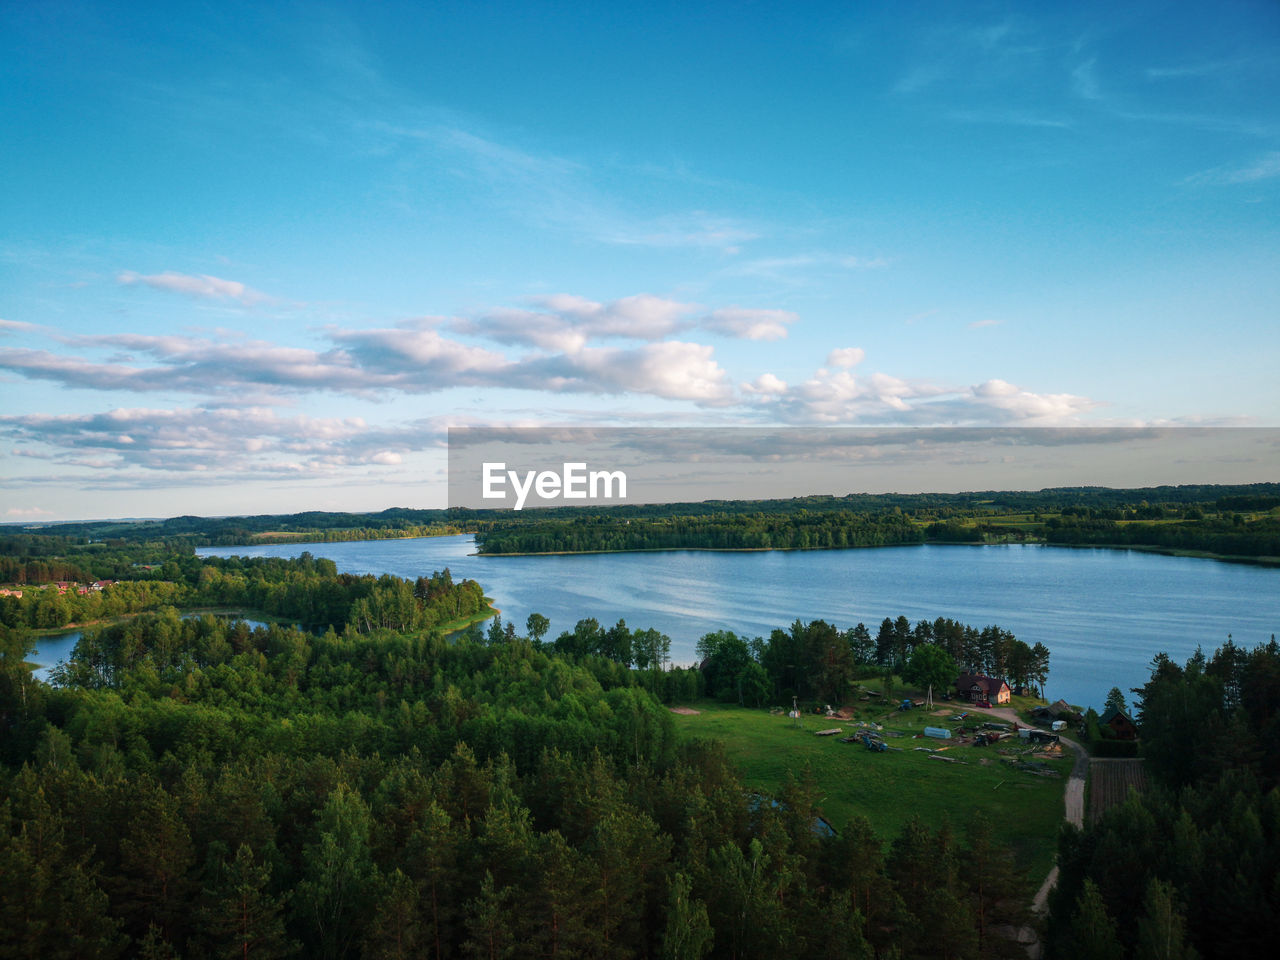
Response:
672,699,1074,882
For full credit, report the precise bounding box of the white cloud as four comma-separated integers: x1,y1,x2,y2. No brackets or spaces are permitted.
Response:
515,341,735,405
761,356,1097,426
118,271,274,306
454,294,696,350
826,347,866,368
702,308,797,341
969,379,1097,420
742,373,788,397
5,506,54,517
455,294,800,348
0,311,743,407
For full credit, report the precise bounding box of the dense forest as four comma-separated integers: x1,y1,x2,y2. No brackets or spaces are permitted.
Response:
1,551,1041,960
1046,638,1280,959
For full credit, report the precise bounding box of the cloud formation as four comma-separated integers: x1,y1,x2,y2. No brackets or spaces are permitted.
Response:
826,347,866,368
0,315,738,407
701,308,797,341
0,405,434,479
0,299,1100,445
118,271,274,306
452,295,798,349
763,362,1097,425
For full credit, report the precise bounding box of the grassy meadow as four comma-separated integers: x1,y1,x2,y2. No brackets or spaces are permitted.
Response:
671,695,1073,882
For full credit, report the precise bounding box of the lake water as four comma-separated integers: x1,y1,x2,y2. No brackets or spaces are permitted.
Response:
189,536,1280,712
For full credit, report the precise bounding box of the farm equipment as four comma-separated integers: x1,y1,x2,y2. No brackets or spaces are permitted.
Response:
898,699,914,711
861,733,888,752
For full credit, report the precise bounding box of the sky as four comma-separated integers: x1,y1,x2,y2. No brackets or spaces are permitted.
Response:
1,1,1278,520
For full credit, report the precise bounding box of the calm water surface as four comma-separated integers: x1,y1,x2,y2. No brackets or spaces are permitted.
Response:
192,536,1280,711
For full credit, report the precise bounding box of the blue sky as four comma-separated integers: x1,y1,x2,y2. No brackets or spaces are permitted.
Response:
2,1,1278,519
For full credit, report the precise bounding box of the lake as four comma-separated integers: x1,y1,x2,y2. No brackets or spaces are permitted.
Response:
190,535,1280,712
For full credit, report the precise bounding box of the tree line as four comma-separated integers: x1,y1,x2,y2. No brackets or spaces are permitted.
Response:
475,510,924,554
692,615,1048,707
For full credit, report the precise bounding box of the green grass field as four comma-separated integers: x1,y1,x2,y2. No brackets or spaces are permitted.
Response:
671,698,1073,883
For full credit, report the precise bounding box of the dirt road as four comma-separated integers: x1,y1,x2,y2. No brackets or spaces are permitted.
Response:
1030,735,1087,915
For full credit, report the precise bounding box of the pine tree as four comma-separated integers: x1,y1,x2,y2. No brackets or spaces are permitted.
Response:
462,872,517,960
362,869,422,960
200,844,295,960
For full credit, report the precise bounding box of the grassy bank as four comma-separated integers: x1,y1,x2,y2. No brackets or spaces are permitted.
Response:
438,601,500,635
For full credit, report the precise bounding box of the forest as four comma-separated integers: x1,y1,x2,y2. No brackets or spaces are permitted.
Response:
1,546,1042,960
1045,638,1280,959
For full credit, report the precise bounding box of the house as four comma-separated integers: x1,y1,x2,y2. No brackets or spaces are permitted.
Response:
955,672,1011,704
1100,706,1139,741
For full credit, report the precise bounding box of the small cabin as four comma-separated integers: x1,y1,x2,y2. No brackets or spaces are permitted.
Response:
1100,706,1139,741
954,672,1011,705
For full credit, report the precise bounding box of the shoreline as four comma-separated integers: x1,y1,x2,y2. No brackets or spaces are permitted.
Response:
472,539,1280,568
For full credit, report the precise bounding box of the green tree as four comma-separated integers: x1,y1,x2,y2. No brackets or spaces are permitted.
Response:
362,869,422,960
200,843,295,960
462,872,517,960
1104,686,1127,715
805,620,855,704
695,631,751,702
526,612,550,645
297,786,378,960
1068,879,1123,960
1134,879,1198,960
112,779,197,945
660,872,713,960
846,622,874,665
903,643,958,707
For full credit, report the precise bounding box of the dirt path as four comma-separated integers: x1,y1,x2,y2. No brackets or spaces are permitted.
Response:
1030,735,1087,914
